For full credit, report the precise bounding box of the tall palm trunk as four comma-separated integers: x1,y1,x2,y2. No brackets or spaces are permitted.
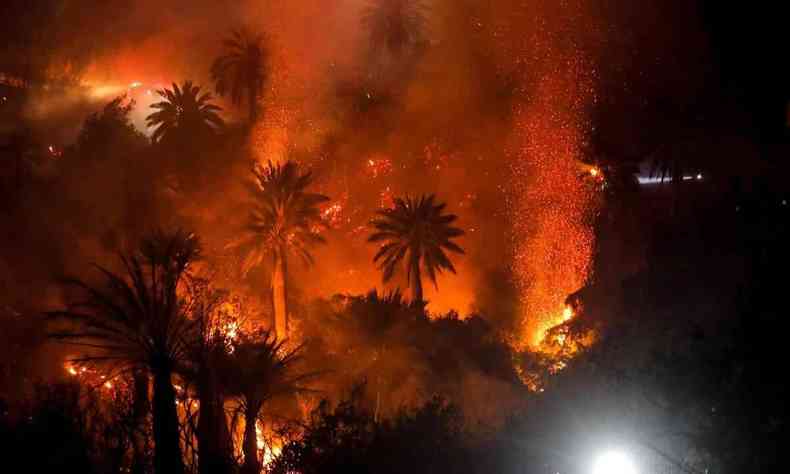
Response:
272,247,288,338
152,368,184,474
197,372,232,474
247,78,258,124
241,401,262,474
410,258,423,304
131,370,149,474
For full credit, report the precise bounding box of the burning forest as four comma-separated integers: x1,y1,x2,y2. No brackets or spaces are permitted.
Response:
2,1,790,473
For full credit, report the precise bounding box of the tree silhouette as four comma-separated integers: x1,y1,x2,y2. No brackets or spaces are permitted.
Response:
75,95,148,161
49,229,202,474
222,330,313,474
230,161,329,337
146,81,224,144
369,194,464,304
178,278,236,474
211,29,267,124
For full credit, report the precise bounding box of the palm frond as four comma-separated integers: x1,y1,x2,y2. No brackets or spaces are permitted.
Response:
367,193,463,289
145,81,224,144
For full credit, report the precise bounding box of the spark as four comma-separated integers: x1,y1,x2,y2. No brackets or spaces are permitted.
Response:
321,203,344,228
48,145,62,158
506,53,600,350
365,157,393,178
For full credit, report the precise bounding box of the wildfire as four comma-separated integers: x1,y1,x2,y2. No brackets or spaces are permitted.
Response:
224,321,239,341
534,305,575,348
255,421,282,468
507,56,600,350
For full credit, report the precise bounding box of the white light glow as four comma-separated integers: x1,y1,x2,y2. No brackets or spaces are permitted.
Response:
592,450,638,474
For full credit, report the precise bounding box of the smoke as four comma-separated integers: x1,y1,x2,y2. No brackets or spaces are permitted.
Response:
1,0,712,405
3,0,603,325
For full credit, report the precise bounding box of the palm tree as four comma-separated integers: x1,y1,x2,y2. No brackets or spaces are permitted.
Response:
368,194,464,303
49,229,201,474
179,278,236,474
343,289,416,421
231,161,330,338
222,330,313,474
146,81,224,144
362,0,427,57
211,29,267,124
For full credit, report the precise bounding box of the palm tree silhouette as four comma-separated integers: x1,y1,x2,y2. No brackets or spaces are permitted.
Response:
222,330,313,474
146,81,224,144
362,0,427,56
230,161,329,337
178,279,236,474
49,229,201,474
368,194,464,304
211,29,268,124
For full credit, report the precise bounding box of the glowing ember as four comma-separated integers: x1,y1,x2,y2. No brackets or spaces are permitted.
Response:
365,156,393,178
507,57,600,349
379,186,394,208
48,145,62,158
321,202,345,228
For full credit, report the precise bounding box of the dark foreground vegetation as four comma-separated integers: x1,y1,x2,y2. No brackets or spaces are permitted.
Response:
1,180,787,473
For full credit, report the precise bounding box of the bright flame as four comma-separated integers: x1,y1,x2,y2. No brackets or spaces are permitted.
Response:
256,421,282,467
562,305,573,322
256,421,265,450
224,321,239,341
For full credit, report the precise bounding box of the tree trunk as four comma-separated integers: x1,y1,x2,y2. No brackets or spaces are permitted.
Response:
131,370,149,474
241,404,261,474
272,248,288,338
152,369,184,474
197,372,231,474
410,259,423,304
248,88,258,125
247,72,260,125
374,374,381,423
